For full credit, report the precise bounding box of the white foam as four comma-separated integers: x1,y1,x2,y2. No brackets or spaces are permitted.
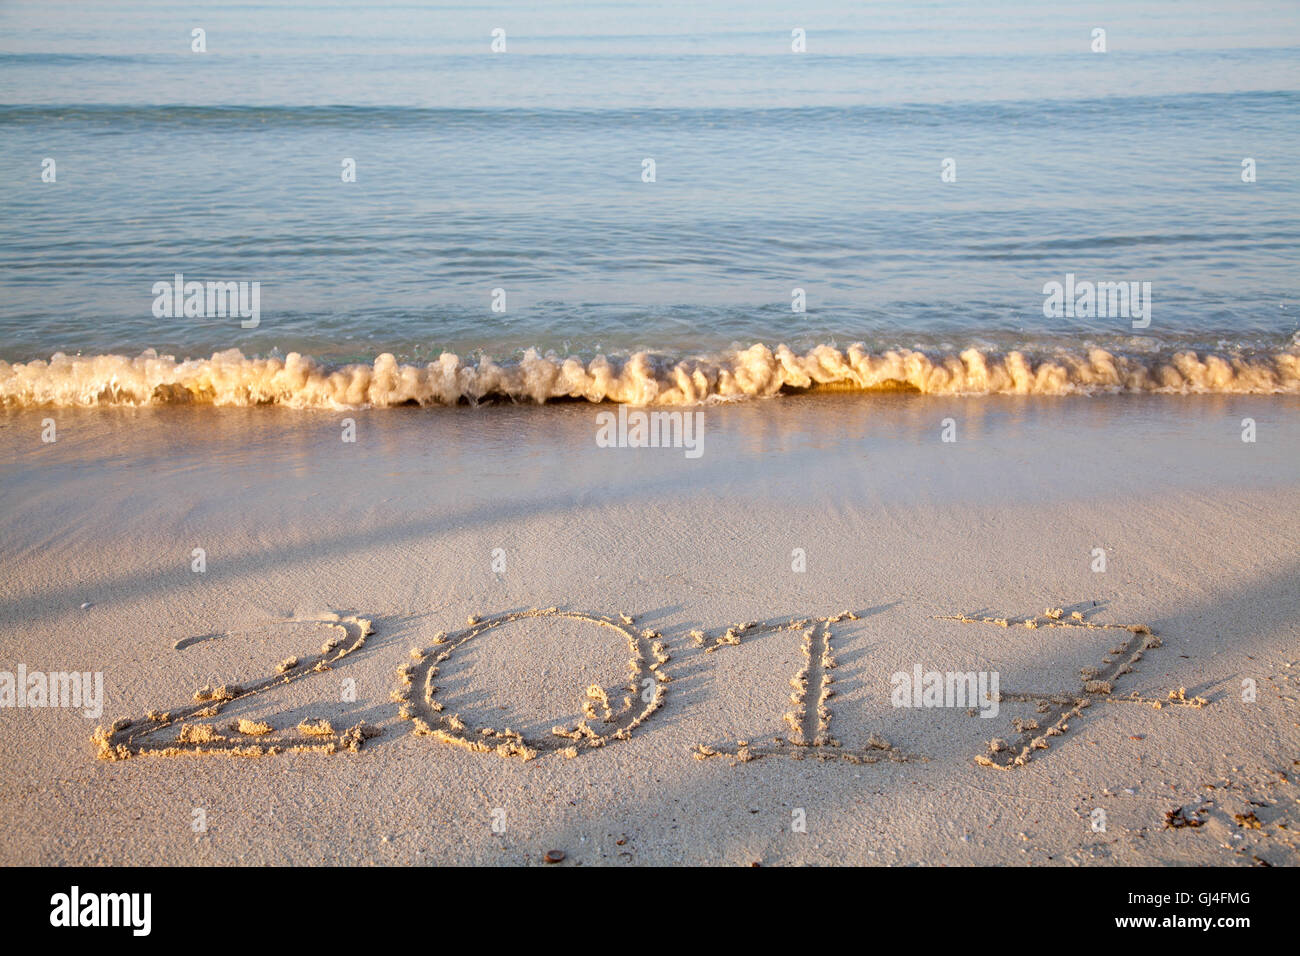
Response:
2,343,1297,408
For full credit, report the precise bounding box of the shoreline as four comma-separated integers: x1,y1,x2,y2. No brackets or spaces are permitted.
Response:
2,342,1299,408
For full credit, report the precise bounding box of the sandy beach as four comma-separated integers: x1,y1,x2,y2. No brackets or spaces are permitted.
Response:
2,392,1296,865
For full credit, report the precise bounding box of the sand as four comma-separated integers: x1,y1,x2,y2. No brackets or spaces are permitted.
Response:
0,391,1297,865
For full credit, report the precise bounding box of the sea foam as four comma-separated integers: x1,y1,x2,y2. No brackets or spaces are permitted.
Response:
2,343,1297,408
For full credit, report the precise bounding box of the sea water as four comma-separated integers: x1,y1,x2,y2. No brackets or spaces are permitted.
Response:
1,0,1297,404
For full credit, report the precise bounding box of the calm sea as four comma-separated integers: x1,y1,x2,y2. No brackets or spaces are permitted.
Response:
1,0,1297,404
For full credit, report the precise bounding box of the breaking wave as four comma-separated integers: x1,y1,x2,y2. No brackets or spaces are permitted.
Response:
2,343,1298,409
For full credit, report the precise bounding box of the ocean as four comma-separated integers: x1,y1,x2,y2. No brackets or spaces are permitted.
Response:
1,0,1298,405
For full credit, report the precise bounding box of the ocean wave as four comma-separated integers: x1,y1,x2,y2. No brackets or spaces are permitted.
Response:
3,91,1294,130
1,344,1297,409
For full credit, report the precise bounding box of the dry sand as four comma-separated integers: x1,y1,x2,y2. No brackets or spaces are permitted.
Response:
0,392,1297,865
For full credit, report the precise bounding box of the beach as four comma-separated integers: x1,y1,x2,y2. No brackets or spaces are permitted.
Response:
2,0,1298,872
2,392,1296,865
